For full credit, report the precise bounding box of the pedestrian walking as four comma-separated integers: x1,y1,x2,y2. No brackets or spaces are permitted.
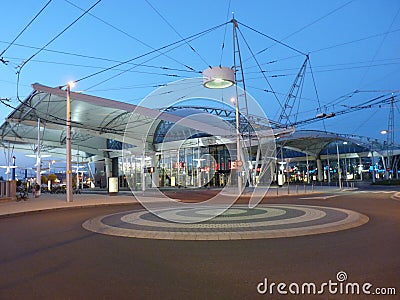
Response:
32,183,37,198
35,184,40,198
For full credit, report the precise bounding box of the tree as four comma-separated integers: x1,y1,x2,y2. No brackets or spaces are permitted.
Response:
48,174,58,183
41,175,48,184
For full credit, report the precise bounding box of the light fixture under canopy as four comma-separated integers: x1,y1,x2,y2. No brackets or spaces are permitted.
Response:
203,66,235,89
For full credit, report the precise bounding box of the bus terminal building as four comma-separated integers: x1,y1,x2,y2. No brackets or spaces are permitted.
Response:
1,80,399,193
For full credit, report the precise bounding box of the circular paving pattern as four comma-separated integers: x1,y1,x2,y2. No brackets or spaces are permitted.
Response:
82,204,369,240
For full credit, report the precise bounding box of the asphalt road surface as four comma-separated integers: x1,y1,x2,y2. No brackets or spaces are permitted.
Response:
0,187,399,299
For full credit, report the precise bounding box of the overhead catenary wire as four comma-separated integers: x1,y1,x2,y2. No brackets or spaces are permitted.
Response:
290,93,400,128
307,55,327,132
1,3,396,143
0,40,203,75
17,0,102,73
83,30,220,91
8,6,396,116
219,0,232,66
6,55,199,75
310,27,400,54
350,107,379,136
63,0,196,72
235,25,287,115
0,0,53,60
145,0,212,69
237,21,307,56
244,58,400,75
249,0,355,59
356,6,400,89
282,0,355,43
71,21,229,87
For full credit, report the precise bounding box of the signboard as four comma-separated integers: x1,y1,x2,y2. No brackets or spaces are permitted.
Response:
108,177,119,195
231,160,243,169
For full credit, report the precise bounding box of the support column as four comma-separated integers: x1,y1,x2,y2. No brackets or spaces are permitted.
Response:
306,153,310,184
104,158,112,189
317,158,323,182
111,157,119,177
270,160,276,183
152,155,159,188
327,156,331,183
36,119,42,198
142,147,146,192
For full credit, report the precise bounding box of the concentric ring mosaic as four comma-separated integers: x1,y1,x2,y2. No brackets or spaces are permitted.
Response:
82,204,369,240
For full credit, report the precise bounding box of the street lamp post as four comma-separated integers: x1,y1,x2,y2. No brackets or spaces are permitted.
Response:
234,96,243,193
336,142,342,190
66,81,74,202
36,118,41,197
370,139,376,183
202,66,242,193
381,129,393,180
11,156,16,181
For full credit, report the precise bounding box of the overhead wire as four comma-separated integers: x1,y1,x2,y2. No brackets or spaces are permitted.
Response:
244,58,400,75
356,6,400,89
247,0,355,60
237,21,306,56
14,0,103,119
350,108,379,135
235,26,286,115
8,1,390,126
8,56,197,78
307,55,327,132
10,0,104,131
0,0,53,60
72,21,229,87
63,0,196,72
243,54,301,71
243,26,400,72
144,0,212,69
281,0,355,43
290,93,399,128
310,27,400,54
17,0,102,74
83,32,208,91
3,2,396,139
219,0,232,66
1,40,202,76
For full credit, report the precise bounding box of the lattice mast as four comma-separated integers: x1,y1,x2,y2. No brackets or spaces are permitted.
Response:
386,96,395,178
278,57,308,126
232,17,252,186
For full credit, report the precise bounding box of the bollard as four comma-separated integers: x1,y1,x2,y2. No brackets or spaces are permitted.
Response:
296,184,299,194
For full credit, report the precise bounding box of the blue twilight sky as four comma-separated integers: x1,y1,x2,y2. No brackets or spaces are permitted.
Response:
0,0,399,171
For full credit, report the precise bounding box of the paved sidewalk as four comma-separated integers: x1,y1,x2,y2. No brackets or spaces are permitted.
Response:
0,184,341,218
0,192,138,217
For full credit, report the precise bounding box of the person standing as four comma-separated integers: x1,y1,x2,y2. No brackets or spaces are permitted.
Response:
35,183,40,197
32,183,37,198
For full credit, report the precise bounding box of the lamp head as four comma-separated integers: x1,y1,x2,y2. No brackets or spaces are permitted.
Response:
67,81,75,89
203,66,235,89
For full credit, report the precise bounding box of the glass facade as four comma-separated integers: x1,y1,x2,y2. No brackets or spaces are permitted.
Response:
157,144,231,188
